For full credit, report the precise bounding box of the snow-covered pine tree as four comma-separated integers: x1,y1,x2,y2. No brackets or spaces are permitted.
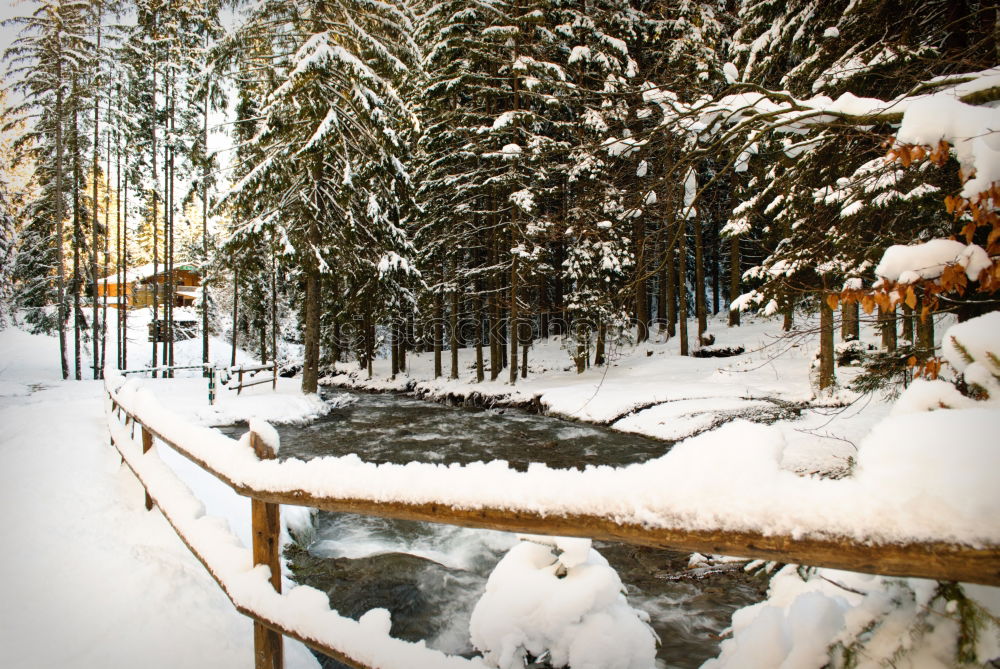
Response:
4,0,94,377
228,0,420,392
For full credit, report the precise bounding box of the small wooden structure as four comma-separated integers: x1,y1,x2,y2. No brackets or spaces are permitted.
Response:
97,263,202,309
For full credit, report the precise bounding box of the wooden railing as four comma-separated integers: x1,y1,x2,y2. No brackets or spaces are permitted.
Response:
104,375,1000,669
224,362,279,395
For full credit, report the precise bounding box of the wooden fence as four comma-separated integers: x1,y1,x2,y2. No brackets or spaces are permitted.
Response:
225,362,280,395
104,377,1000,669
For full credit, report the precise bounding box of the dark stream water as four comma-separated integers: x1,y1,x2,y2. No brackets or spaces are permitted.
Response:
220,390,767,669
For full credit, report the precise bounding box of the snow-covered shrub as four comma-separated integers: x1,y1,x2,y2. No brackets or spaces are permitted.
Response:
942,312,1000,403
705,565,1000,669
469,535,657,669
712,312,1000,668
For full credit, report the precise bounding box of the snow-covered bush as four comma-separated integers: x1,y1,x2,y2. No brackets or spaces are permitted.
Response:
469,535,657,669
705,565,1000,669
712,312,1000,668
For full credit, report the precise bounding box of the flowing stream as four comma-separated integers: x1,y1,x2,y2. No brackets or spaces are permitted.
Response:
220,389,767,669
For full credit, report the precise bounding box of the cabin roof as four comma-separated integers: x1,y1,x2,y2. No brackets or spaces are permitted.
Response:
98,262,199,285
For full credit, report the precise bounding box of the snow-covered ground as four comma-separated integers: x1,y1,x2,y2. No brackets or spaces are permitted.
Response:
0,322,321,669
2,309,998,669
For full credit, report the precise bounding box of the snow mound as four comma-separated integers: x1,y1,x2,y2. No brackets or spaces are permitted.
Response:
469,538,656,669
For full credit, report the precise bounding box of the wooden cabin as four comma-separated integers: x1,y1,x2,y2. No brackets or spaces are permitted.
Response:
97,263,202,309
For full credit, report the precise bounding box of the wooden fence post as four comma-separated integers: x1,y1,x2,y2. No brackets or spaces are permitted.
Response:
272,362,277,390
250,429,283,669
141,427,154,511
238,368,244,395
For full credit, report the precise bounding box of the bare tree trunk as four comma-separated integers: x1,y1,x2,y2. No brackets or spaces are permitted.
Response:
489,278,500,381
594,321,606,366
475,295,484,382
678,218,689,356
302,226,320,394
271,247,278,366
508,256,519,384
656,224,666,332
91,13,102,379
842,300,859,341
879,305,897,352
782,294,794,332
450,277,459,380
635,219,648,343
819,286,836,391
201,37,211,370
901,304,914,342
711,219,720,315
121,150,127,369
54,80,69,379
150,45,159,378
917,299,935,360
230,268,239,368
728,235,740,327
72,93,82,380
116,126,122,369
100,119,110,376
433,287,443,379
665,228,676,338
694,218,706,340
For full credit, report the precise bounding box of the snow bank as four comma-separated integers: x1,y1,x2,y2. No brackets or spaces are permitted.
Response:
469,538,656,669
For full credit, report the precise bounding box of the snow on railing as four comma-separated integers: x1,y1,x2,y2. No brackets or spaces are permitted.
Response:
104,369,1000,669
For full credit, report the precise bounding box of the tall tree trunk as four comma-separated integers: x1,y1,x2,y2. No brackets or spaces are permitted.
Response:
782,294,794,332
842,300,859,341
594,321,606,367
917,298,935,360
121,151,127,369
508,256,519,384
901,304,914,342
666,227,676,338
694,218,706,340
72,93,82,380
91,13,102,379
201,37,211,370
711,219,720,315
433,287,443,379
150,46,159,378
635,219,648,343
819,285,836,391
167,129,174,371
302,221,320,393
450,275,459,380
879,305,897,352
271,247,278,366
728,234,740,327
116,126,123,369
230,268,239,368
100,119,110,376
54,80,69,379
678,218,689,356
656,224,667,333
475,294,484,382
390,320,399,378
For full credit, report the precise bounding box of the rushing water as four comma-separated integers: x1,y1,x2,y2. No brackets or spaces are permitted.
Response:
220,389,767,669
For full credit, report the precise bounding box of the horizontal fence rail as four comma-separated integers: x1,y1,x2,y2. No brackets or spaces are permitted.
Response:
104,372,1000,669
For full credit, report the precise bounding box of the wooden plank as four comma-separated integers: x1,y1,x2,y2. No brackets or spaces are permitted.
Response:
141,427,154,511
106,390,1000,586
250,430,283,669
